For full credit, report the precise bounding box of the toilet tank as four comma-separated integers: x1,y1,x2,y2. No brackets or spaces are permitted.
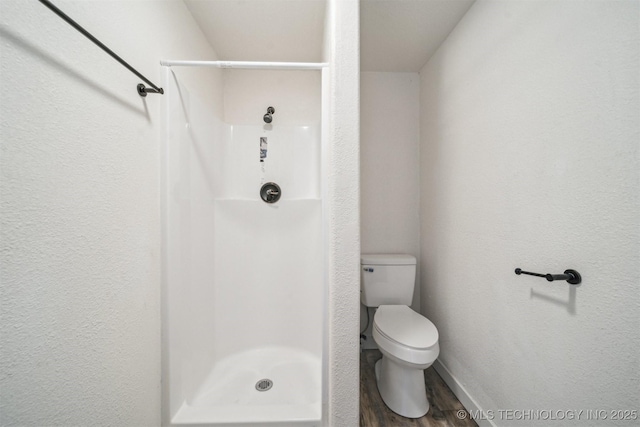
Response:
360,254,417,307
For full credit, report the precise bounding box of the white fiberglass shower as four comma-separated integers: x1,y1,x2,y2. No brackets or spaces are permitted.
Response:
162,61,327,426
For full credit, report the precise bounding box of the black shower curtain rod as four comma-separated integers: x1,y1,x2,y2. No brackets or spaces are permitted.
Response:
38,0,164,97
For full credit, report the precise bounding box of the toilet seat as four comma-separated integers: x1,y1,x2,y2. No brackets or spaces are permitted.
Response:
373,305,439,366
375,305,438,349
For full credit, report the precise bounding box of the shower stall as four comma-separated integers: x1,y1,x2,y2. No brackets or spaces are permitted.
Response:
162,62,327,426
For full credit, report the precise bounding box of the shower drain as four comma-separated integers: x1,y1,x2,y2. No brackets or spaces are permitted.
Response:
255,379,273,392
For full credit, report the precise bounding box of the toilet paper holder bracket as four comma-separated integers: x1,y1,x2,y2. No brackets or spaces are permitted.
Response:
515,268,581,285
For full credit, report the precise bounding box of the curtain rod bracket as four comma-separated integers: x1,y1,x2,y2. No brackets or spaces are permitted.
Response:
137,84,164,97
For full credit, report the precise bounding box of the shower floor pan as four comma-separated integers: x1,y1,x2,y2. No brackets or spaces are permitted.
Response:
172,347,322,426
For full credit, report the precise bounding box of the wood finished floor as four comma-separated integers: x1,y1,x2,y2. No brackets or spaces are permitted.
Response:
360,350,478,427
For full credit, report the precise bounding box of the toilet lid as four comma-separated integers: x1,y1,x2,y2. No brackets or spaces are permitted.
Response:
374,305,438,349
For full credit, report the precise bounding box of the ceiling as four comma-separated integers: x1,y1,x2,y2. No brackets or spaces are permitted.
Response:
361,0,475,72
184,0,326,63
184,0,475,72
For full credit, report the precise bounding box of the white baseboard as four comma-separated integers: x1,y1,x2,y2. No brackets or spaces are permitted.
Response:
432,360,496,427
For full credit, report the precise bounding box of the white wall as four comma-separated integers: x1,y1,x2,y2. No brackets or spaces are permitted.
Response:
360,72,420,348
420,1,639,424
323,0,361,425
0,1,218,425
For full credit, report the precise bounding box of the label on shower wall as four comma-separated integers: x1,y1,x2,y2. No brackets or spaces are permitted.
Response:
260,137,267,184
260,137,267,162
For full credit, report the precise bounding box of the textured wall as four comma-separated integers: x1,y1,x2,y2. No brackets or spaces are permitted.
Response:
360,72,421,348
0,1,217,425
419,1,639,425
324,0,361,425
360,73,420,266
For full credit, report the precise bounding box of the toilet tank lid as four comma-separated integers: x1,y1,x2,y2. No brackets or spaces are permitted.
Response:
361,254,416,265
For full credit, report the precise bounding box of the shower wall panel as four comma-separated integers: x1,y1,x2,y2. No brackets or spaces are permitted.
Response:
164,68,228,416
212,198,323,358
218,125,321,200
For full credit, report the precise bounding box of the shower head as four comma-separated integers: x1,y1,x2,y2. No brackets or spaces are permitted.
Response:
263,106,275,123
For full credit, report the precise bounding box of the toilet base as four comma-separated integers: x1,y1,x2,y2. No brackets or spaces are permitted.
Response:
375,356,429,418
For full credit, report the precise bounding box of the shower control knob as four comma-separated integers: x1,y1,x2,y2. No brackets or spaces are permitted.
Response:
260,182,281,203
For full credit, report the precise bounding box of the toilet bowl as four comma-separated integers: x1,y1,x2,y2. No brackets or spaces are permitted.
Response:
372,305,439,418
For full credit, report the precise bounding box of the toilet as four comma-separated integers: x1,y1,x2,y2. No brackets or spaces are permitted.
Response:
361,254,440,418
